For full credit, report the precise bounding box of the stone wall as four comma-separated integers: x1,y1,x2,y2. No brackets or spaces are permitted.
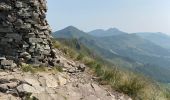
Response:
0,0,55,66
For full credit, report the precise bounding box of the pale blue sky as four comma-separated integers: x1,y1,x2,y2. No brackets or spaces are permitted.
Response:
47,0,170,34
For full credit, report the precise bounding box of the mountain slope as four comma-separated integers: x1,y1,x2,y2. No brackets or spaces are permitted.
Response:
98,34,170,57
88,28,127,37
135,32,170,50
52,39,170,100
53,26,92,39
53,27,140,69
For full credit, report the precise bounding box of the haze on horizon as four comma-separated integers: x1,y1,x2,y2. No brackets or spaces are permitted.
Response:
47,0,170,34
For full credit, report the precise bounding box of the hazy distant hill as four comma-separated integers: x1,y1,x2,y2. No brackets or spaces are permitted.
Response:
53,26,170,83
88,28,127,37
135,32,170,50
52,26,92,39
97,34,170,67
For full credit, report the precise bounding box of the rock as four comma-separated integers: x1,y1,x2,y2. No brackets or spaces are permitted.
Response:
5,33,22,41
44,75,58,88
20,52,31,59
0,79,10,84
0,69,132,100
1,60,14,66
0,72,8,76
0,3,12,11
0,84,8,93
57,75,67,86
68,67,77,73
15,1,23,8
0,60,17,70
0,57,6,61
0,93,19,100
91,83,107,98
6,89,19,97
24,78,40,86
77,64,86,72
3,82,18,89
17,84,37,93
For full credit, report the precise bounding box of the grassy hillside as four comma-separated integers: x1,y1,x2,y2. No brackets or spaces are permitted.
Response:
136,32,170,50
52,38,170,100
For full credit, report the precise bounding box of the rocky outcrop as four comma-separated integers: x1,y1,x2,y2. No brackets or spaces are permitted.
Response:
0,49,132,100
0,46,132,100
0,0,55,66
0,68,131,100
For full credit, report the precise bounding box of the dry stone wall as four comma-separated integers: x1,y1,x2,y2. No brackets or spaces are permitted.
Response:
0,0,56,66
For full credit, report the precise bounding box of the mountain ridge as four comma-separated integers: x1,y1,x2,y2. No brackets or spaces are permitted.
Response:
88,27,127,37
53,26,170,83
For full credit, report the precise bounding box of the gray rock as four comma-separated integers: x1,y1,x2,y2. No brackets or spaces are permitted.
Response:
0,57,6,61
0,84,8,93
0,3,12,11
20,52,31,60
15,1,23,8
5,33,22,42
57,75,67,86
44,75,58,88
17,84,37,93
1,60,17,69
1,60,12,66
77,64,86,72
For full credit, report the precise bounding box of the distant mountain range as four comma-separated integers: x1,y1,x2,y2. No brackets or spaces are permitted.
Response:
88,28,127,37
53,26,170,83
135,32,170,50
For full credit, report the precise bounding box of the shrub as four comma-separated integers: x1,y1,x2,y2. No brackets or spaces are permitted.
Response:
116,76,145,97
52,40,61,48
21,64,35,73
76,53,84,60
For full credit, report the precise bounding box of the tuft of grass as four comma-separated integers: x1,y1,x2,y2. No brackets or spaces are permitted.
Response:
76,53,85,61
49,66,64,73
53,40,61,48
20,64,63,74
21,64,35,73
24,92,39,100
116,76,145,97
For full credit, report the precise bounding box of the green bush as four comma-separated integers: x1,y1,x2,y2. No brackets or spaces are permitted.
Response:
76,53,84,60
21,64,35,73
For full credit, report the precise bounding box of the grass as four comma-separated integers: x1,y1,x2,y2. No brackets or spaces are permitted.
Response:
20,63,63,74
24,92,39,100
52,39,170,100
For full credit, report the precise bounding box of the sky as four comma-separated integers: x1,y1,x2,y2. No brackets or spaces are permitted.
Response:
47,0,170,34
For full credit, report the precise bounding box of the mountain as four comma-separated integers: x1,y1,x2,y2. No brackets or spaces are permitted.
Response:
88,28,127,37
53,26,170,83
97,34,170,67
53,26,139,69
52,26,91,39
135,32,170,50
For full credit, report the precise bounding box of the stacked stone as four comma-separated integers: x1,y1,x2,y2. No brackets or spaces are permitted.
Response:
0,0,55,67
